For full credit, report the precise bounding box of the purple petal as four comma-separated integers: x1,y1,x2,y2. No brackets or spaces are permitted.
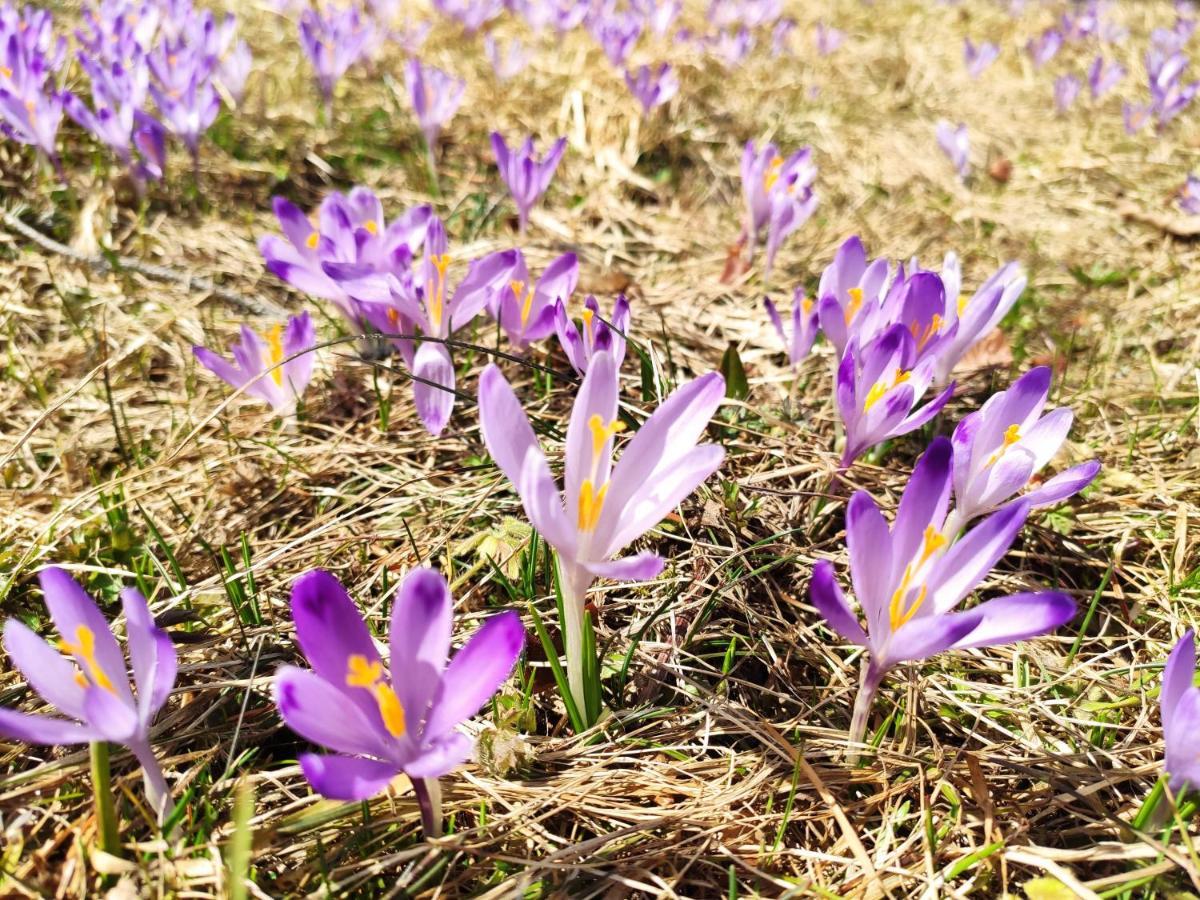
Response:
299,752,399,801
411,340,455,436
423,610,524,738
581,552,665,582
0,708,96,745
3,618,87,720
845,491,892,636
884,610,984,666
39,567,133,705
1162,630,1196,720
120,588,176,724
892,437,953,567
404,731,473,778
564,350,620,531
1022,460,1100,508
948,591,1076,650
274,665,391,758
82,685,140,742
389,568,452,728
809,560,867,645
925,501,1030,614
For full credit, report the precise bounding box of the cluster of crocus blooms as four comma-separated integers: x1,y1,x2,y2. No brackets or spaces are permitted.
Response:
810,438,1081,755
740,140,818,279
1126,30,1200,133
491,132,567,235
479,351,725,720
0,568,177,820
0,4,67,173
274,568,524,835
1,0,251,183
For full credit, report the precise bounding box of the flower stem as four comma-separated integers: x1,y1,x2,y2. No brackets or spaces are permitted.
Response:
90,742,121,858
847,660,885,765
412,776,443,838
559,566,590,725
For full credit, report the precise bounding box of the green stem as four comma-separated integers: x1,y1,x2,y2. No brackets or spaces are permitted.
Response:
90,742,121,858
412,777,443,838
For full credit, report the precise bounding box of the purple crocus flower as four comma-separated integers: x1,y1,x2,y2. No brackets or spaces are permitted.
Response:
771,17,796,57
478,352,724,718
555,293,631,376
741,140,819,277
193,311,317,415
810,437,1077,753
630,0,680,36
764,290,818,369
274,568,523,836
1124,101,1153,134
405,58,465,161
708,27,754,69
298,5,372,116
150,75,219,163
963,38,999,78
1055,74,1082,113
0,567,177,819
491,132,567,235
624,63,678,114
1179,173,1200,214
0,13,67,173
489,251,577,349
329,216,514,435
936,120,970,180
947,366,1100,533
590,11,642,66
815,21,844,56
835,319,955,467
1027,28,1062,68
815,235,895,360
217,39,252,102
483,34,530,81
927,254,1026,386
1088,55,1125,99
1162,630,1200,793
1148,51,1200,126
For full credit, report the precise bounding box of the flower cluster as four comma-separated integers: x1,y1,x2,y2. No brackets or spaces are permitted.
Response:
740,139,818,278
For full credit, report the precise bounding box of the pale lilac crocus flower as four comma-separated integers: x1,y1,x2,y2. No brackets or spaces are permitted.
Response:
489,250,578,349
0,567,177,819
1088,55,1125,99
1180,173,1200,214
624,63,678,114
815,235,895,360
836,318,955,467
298,5,372,117
810,437,1077,754
193,311,317,415
590,11,642,66
741,140,818,277
1027,28,1062,68
948,366,1100,534
1162,630,1200,793
764,290,818,369
478,352,724,718
1124,101,1153,134
555,294,631,376
275,568,523,836
1055,74,1082,113
406,58,465,164
491,133,567,235
484,34,530,81
815,21,843,56
936,120,970,180
963,38,999,78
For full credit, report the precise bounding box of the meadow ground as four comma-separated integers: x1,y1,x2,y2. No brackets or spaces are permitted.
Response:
2,0,1200,896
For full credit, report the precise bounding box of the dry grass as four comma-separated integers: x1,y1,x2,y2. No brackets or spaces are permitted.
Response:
2,0,1200,896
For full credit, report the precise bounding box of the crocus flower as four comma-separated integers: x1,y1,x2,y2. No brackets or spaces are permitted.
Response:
478,352,724,718
1162,630,1200,793
193,311,317,415
809,437,1076,752
0,17,66,173
947,366,1100,534
741,140,819,277
491,132,567,235
764,290,818,369
709,27,754,69
406,58,464,162
150,74,220,163
624,63,678,114
483,34,530,81
630,0,679,36
1180,173,1200,214
0,566,177,819
815,235,895,360
1088,55,1124,99
555,294,630,376
590,11,642,66
328,216,514,434
274,568,524,836
936,120,970,180
963,38,999,78
1148,51,1199,126
489,251,577,349
1124,101,1153,133
815,21,843,56
298,5,372,116
1027,28,1062,68
771,17,796,56
217,39,252,102
835,318,955,467
1055,74,1082,113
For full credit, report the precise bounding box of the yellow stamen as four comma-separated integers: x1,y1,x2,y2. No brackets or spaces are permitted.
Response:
305,231,319,250
386,307,399,328
888,568,929,631
800,296,814,315
167,53,177,67
577,479,610,532
844,287,864,324
919,525,947,564
345,655,406,737
363,219,378,235
0,66,12,79
264,324,285,386
427,254,452,329
581,307,594,334
911,314,943,351
763,156,783,193
863,368,910,412
957,294,969,317
74,671,89,689
511,280,534,326
588,413,626,458
58,625,116,694
985,423,1023,468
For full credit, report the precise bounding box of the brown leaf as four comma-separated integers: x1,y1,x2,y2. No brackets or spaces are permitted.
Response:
988,156,1012,184
720,239,749,284
1118,200,1200,238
